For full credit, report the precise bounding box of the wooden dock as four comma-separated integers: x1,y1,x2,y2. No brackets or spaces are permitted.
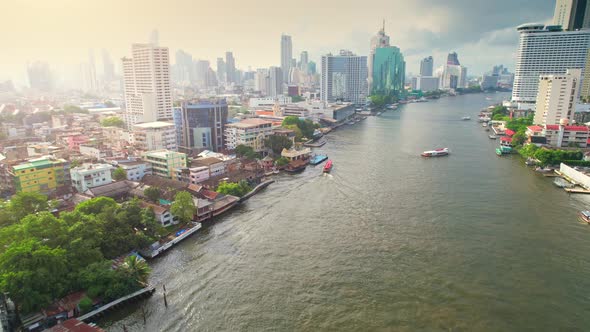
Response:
565,188,590,194
78,285,156,323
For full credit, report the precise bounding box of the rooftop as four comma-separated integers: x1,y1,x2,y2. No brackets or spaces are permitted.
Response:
527,125,543,132
227,118,273,128
133,121,175,129
145,150,186,159
192,157,224,167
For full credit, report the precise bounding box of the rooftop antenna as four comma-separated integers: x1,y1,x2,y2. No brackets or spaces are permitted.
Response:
382,19,385,32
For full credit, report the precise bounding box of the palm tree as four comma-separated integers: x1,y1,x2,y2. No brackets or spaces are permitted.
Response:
122,255,151,286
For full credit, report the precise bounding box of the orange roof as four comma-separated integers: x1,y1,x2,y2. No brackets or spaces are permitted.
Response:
255,110,274,116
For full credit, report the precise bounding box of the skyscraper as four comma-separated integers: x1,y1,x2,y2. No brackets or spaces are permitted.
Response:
216,58,225,84
27,61,53,92
174,50,193,84
281,34,292,83
371,47,406,96
255,68,270,95
268,66,283,97
420,56,434,76
447,52,460,65
553,0,590,31
102,49,115,81
512,23,590,109
225,52,236,84
174,99,228,153
438,52,467,90
122,43,172,129
368,23,391,92
321,50,368,104
533,69,581,125
300,51,309,73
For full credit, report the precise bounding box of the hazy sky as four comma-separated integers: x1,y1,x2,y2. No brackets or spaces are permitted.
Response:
1,0,555,87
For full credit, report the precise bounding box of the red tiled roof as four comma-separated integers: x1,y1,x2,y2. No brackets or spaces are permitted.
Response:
545,124,559,130
505,129,515,136
500,137,513,142
527,125,543,132
48,319,105,332
564,125,589,132
201,189,219,200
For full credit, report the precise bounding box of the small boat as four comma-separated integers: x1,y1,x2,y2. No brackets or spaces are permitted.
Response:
488,134,498,139
554,177,574,188
323,160,333,173
534,167,553,174
309,154,328,165
421,148,449,157
461,116,471,120
578,210,590,224
496,145,512,156
482,123,488,127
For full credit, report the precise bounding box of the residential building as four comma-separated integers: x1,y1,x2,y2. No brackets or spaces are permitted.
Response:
420,56,434,76
11,156,70,195
582,49,590,99
255,68,270,95
415,76,440,92
268,67,283,97
122,43,172,129
65,134,89,152
368,24,391,92
526,123,589,147
216,57,226,83
225,52,236,84
175,99,228,154
191,157,226,178
224,118,274,152
533,69,582,125
321,50,368,105
141,202,178,227
70,163,114,193
132,121,177,151
481,75,499,90
188,166,210,184
371,46,405,96
553,0,590,31
117,160,151,181
281,34,293,83
300,51,309,74
512,24,590,110
249,96,292,109
144,150,187,179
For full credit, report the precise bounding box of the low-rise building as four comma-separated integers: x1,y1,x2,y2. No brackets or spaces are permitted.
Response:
117,160,152,181
281,147,311,161
224,118,274,152
70,163,114,193
10,156,71,195
188,166,210,184
191,157,226,178
143,150,187,179
525,123,589,148
132,121,177,151
141,202,179,227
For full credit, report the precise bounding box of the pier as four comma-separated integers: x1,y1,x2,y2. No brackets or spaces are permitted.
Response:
239,180,274,203
77,286,156,323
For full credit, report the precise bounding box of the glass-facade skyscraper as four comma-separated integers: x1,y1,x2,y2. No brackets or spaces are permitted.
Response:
371,47,406,97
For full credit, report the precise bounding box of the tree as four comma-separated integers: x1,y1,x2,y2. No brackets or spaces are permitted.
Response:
291,96,305,102
121,255,151,286
100,116,125,128
235,144,258,160
143,187,161,202
275,157,289,167
170,191,196,223
7,191,50,223
282,116,300,127
511,131,526,147
63,104,86,113
112,167,127,181
264,136,293,155
216,180,252,197
78,296,93,314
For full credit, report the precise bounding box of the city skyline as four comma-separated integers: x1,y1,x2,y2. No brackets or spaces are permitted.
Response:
0,0,555,87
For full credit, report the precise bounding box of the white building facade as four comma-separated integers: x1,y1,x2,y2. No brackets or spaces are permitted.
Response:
533,69,582,125
224,119,274,152
70,163,114,193
122,43,172,129
512,24,590,110
132,121,177,151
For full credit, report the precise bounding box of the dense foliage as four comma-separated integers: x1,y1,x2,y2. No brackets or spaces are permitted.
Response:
0,195,160,313
275,157,290,167
143,187,161,202
170,191,196,223
281,116,315,141
100,116,125,128
235,144,259,160
369,95,394,108
491,105,509,121
216,180,252,197
264,135,293,155
519,144,583,166
112,167,127,181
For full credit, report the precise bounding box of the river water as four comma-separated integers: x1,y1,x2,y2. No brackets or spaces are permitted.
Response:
106,93,590,331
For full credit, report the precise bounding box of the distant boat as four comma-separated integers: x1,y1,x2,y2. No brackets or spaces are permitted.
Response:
486,97,492,100
309,154,328,165
461,116,471,120
482,122,488,127
496,146,512,156
421,148,449,157
488,134,498,139
578,210,590,224
323,160,333,173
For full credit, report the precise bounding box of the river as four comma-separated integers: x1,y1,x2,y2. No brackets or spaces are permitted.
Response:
105,93,590,331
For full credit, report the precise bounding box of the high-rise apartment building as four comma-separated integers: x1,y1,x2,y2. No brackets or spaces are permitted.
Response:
437,52,467,90
175,99,228,154
216,58,226,84
27,61,53,92
512,23,590,110
255,68,270,95
122,43,172,129
225,52,236,84
420,56,434,76
132,121,178,151
281,34,293,83
300,51,309,74
553,0,590,31
102,49,115,82
268,67,283,97
533,69,581,125
371,47,406,96
368,24,391,92
321,50,368,105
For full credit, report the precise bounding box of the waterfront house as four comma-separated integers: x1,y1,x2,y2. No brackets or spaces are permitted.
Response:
500,136,513,147
525,123,589,148
140,201,179,227
260,156,274,170
224,118,274,152
281,147,311,161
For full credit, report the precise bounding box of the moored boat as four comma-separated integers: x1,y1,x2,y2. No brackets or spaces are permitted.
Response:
461,116,471,120
489,134,498,139
578,210,590,224
323,160,333,173
309,154,328,165
285,159,309,173
421,148,449,157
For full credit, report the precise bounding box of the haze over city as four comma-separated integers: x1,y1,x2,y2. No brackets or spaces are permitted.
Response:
1,0,554,86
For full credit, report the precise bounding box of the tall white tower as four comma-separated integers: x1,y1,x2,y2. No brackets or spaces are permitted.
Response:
281,34,292,84
368,21,390,93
